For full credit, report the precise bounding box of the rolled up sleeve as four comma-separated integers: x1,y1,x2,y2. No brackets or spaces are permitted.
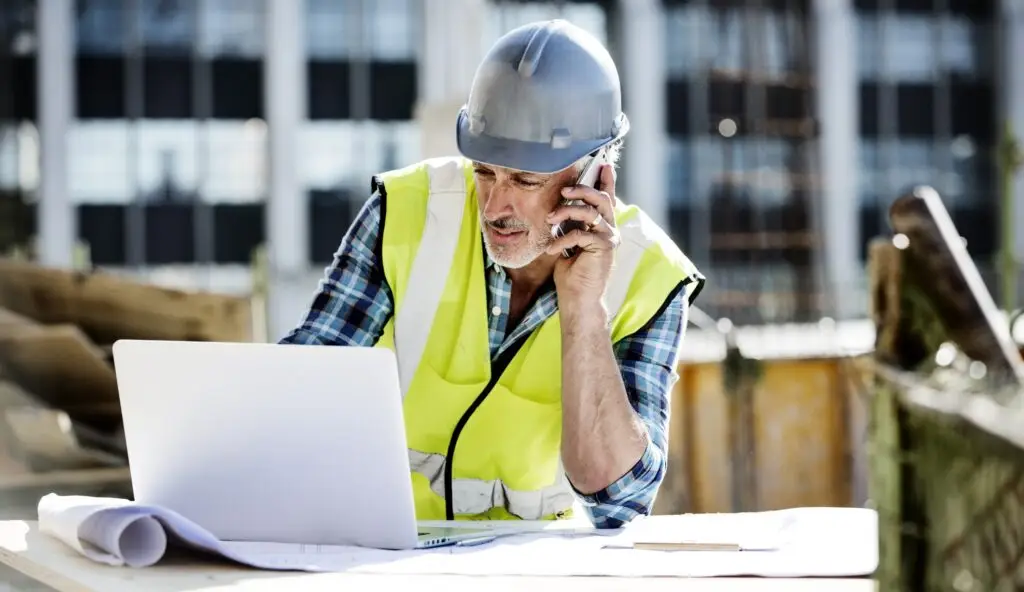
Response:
571,287,689,529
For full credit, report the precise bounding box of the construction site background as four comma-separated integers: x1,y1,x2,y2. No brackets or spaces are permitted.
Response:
1,1,1023,589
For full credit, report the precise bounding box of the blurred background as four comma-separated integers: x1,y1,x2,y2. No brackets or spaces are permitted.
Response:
0,0,1023,587
2,0,1019,333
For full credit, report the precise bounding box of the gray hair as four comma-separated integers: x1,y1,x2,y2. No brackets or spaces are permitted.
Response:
574,139,623,174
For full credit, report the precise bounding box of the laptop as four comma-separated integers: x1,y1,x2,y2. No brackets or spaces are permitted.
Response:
111,339,492,550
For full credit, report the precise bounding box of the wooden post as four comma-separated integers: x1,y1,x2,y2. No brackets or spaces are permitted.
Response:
998,123,1022,310
868,186,1024,590
249,244,271,343
888,186,1024,391
721,323,761,512
867,236,928,592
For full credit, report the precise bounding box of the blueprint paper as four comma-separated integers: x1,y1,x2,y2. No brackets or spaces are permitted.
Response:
37,493,878,577
603,509,795,550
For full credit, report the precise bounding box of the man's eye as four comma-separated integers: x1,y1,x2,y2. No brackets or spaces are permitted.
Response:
474,168,494,177
516,179,541,188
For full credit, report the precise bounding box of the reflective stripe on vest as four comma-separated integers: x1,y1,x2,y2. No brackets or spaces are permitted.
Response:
407,448,576,519
392,159,467,399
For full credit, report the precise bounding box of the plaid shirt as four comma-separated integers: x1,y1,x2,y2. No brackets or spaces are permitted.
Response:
280,191,689,529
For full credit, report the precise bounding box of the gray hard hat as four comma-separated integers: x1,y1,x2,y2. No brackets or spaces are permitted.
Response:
456,19,630,174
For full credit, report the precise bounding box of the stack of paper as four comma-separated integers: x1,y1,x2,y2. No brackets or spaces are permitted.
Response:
37,493,879,578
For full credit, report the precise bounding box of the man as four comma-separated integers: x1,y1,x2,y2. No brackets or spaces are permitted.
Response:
280,19,704,529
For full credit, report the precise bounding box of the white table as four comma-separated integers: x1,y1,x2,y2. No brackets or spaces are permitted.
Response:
0,520,876,592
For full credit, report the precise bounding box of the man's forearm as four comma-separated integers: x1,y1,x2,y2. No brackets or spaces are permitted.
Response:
559,303,649,495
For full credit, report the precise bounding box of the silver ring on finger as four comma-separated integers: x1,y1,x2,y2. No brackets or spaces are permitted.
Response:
588,213,603,231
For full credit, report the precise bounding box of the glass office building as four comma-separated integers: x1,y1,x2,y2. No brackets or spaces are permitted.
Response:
1,0,1020,329
663,0,821,323
3,0,423,272
854,0,999,271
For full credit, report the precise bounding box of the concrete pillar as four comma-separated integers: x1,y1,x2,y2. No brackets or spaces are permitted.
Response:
812,0,859,319
265,0,308,341
35,0,75,268
415,0,490,160
1005,1,1024,269
617,0,668,228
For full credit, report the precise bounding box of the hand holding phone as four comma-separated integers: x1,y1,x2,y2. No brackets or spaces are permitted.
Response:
551,149,607,258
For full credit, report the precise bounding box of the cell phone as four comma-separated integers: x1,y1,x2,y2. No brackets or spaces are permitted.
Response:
551,148,607,258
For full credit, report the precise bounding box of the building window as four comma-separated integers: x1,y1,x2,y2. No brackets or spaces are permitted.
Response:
667,138,691,204
710,8,744,73
760,11,801,78
692,136,726,210
68,121,132,203
488,2,606,47
856,15,879,79
68,120,266,205
0,123,38,193
199,0,265,58
306,0,417,61
366,0,416,62
884,138,939,200
858,140,880,207
665,6,711,79
859,13,944,82
940,16,992,79
300,121,419,196
77,0,126,54
204,119,267,203
881,15,937,82
667,6,803,80
0,127,18,191
139,0,197,54
306,0,353,59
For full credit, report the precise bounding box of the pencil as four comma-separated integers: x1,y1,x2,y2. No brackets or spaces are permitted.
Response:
632,541,742,551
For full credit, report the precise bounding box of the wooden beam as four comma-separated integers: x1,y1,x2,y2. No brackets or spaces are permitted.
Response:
0,467,129,491
0,258,254,345
0,325,119,426
888,186,1024,391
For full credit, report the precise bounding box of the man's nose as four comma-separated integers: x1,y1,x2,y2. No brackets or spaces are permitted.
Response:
482,183,516,219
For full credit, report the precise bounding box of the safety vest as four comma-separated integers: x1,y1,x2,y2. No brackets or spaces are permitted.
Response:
372,157,704,522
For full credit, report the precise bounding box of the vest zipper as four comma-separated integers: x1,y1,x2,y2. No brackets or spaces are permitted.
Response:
443,330,534,521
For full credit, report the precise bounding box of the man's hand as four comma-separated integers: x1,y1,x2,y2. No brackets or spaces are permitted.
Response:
546,163,649,496
545,164,620,315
